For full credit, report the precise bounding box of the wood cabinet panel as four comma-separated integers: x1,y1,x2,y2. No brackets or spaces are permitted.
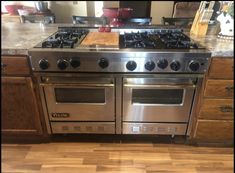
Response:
204,80,234,98
199,99,233,120
1,77,42,135
195,120,233,140
208,58,234,79
1,56,30,75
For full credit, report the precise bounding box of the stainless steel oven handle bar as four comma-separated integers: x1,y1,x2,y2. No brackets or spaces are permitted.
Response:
40,83,114,87
123,84,196,88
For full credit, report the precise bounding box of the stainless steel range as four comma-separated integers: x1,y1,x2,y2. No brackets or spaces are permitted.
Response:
29,27,211,137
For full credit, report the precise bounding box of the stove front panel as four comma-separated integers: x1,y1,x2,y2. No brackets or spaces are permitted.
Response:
29,51,210,73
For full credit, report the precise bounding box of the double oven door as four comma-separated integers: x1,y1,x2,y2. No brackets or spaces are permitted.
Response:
123,77,196,122
41,76,115,134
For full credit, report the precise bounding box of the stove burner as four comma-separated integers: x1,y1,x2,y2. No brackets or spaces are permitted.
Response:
121,30,199,49
40,29,88,48
123,32,156,48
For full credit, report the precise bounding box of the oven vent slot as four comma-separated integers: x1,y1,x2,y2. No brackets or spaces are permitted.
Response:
62,126,69,131
50,122,115,134
122,123,187,135
157,127,166,133
74,126,81,131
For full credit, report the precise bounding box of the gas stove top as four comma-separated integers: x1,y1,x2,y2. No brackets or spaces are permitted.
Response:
36,29,88,48
29,27,211,74
35,28,203,50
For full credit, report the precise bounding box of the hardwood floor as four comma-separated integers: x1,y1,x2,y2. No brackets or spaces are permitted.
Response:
1,142,234,173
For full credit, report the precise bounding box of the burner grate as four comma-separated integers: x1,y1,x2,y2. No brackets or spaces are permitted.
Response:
39,29,88,48
120,30,199,49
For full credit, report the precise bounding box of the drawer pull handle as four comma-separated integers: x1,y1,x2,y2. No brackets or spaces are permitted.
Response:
225,86,234,92
220,106,234,113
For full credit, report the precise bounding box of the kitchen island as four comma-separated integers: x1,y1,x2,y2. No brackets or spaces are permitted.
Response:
1,23,234,57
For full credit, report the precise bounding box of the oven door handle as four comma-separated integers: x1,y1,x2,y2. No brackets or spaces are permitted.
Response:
123,84,196,89
40,83,114,87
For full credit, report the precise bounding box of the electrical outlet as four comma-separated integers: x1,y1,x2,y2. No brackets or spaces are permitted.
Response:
73,1,78,5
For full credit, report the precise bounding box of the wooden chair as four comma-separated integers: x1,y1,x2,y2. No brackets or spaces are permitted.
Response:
72,16,108,25
20,15,55,24
172,2,200,18
162,17,194,28
123,17,152,25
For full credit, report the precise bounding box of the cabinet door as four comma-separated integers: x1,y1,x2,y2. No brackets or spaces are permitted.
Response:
1,77,42,135
195,120,233,141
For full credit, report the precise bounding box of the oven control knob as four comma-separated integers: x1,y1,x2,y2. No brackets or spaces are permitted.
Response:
39,59,49,70
145,61,155,71
157,59,168,69
70,58,80,68
170,61,181,71
126,61,137,71
98,58,109,69
57,59,68,70
189,60,200,72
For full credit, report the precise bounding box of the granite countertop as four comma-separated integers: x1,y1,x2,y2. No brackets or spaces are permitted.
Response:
1,23,234,57
1,23,57,55
189,34,234,57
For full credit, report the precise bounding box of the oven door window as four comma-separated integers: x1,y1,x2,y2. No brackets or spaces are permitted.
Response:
54,88,105,103
132,89,184,105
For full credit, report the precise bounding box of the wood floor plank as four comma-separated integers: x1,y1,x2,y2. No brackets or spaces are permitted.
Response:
1,143,234,173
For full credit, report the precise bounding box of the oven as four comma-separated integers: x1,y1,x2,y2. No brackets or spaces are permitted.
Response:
29,26,211,137
122,76,198,135
40,76,115,134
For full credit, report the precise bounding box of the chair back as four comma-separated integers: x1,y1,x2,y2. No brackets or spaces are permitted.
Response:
172,2,200,18
123,17,152,25
162,17,194,28
72,16,108,25
21,15,55,24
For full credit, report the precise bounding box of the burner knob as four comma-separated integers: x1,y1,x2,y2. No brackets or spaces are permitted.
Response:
98,58,109,69
145,61,155,71
189,61,200,72
170,61,181,71
70,58,80,68
39,59,49,70
126,61,137,71
57,59,68,70
157,59,168,69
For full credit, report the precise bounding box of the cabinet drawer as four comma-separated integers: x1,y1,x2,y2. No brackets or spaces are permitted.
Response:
195,120,234,140
1,56,30,75
199,99,233,120
204,80,233,98
208,58,233,79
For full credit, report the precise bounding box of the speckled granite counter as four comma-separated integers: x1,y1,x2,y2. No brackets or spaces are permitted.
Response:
189,34,234,57
1,23,57,55
1,23,234,57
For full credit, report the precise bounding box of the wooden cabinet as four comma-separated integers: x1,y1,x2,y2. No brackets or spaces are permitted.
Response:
208,58,234,79
2,56,30,75
1,77,42,135
193,57,234,144
195,120,233,140
1,56,44,140
204,80,233,98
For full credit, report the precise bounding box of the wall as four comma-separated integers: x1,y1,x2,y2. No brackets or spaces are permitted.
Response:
150,1,174,24
103,1,119,8
50,1,87,23
86,1,95,17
